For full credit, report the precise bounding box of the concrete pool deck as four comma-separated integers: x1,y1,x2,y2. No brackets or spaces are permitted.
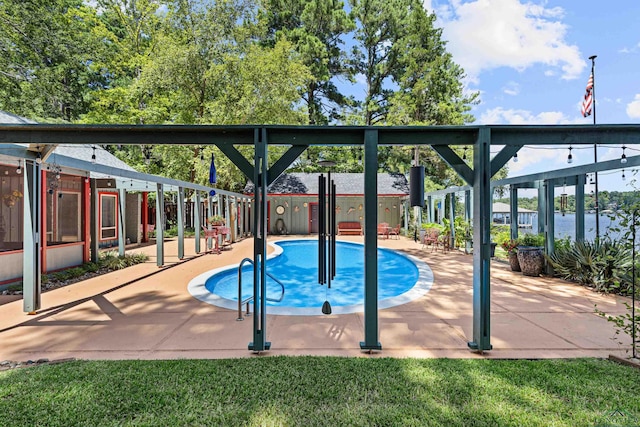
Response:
0,235,634,361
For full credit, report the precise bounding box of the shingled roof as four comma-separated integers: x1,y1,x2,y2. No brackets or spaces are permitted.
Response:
245,173,409,195
0,110,136,173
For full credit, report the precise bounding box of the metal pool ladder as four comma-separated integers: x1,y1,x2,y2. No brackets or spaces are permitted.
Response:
237,258,285,321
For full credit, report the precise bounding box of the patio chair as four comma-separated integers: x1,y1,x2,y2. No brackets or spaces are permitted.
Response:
422,228,440,251
436,231,451,253
388,224,401,239
377,222,390,238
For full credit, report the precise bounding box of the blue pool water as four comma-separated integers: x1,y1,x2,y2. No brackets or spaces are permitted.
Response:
188,239,433,315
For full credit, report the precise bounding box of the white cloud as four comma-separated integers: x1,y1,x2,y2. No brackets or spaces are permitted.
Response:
507,146,558,174
626,94,640,118
502,81,520,96
479,107,575,124
434,0,585,83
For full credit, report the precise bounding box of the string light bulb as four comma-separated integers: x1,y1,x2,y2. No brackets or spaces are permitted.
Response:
35,152,42,164
622,169,626,181
91,146,97,164
513,152,518,163
462,147,467,161
621,145,628,164
16,161,22,174
567,146,573,164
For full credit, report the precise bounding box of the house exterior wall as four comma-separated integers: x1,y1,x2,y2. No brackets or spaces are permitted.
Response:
267,195,404,235
0,251,22,283
46,243,84,271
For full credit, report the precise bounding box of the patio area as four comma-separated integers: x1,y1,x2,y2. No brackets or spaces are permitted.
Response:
0,236,632,361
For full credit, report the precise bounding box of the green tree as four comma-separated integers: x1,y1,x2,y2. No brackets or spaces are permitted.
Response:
349,0,408,126
261,0,355,124
81,0,167,125
387,0,478,126
0,0,107,121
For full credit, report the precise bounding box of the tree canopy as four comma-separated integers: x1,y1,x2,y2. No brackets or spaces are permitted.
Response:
0,0,486,190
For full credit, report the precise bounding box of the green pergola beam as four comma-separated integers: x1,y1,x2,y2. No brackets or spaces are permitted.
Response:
216,143,254,181
267,145,308,185
491,145,522,177
3,124,640,147
496,154,640,187
431,145,474,185
490,124,640,146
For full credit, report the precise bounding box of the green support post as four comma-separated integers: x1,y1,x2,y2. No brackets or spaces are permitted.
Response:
544,180,555,275
90,178,99,263
360,129,382,351
537,181,546,235
178,186,185,259
156,183,164,267
195,191,201,253
249,128,270,352
464,190,472,254
118,188,126,257
207,195,214,250
510,185,519,240
448,193,455,248
468,127,493,352
224,196,232,242
575,174,585,241
22,160,41,314
464,190,471,223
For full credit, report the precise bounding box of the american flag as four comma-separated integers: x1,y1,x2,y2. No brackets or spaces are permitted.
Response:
581,72,594,117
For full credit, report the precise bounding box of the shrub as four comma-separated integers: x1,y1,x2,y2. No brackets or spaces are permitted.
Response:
83,262,100,273
98,251,149,270
546,239,632,293
519,233,544,247
501,239,520,255
421,222,444,232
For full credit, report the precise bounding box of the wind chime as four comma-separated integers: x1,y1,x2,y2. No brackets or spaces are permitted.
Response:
560,182,568,217
318,172,336,315
47,163,63,195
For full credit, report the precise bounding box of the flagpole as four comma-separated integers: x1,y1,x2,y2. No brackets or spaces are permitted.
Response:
589,54,599,240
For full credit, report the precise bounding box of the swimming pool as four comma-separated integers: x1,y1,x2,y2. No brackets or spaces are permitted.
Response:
188,239,433,315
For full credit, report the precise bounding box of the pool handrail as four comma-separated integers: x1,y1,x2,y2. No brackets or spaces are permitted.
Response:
237,257,285,321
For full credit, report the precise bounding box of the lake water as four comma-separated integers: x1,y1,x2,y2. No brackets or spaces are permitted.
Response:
529,213,622,241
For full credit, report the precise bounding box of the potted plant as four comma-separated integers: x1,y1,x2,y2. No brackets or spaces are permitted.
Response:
517,233,545,276
501,239,521,272
208,215,225,226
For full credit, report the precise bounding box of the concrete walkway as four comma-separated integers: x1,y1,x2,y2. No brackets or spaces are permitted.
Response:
0,236,633,361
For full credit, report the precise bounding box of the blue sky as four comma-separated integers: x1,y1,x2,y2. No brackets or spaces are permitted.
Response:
421,0,640,192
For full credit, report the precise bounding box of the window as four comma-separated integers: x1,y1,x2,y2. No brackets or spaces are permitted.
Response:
46,174,82,245
100,193,118,240
0,163,24,251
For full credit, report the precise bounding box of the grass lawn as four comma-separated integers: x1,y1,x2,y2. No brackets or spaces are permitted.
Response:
1,357,639,426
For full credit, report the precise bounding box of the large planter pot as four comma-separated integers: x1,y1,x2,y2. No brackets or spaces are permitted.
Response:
508,252,521,272
517,246,544,276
